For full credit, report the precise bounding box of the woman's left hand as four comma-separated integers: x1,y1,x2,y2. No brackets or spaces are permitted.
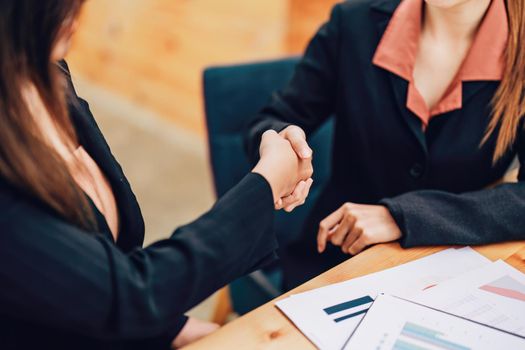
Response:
172,318,220,349
317,203,402,255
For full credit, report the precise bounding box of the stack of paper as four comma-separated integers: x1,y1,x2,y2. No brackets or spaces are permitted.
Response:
409,259,525,337
276,247,491,350
343,294,525,350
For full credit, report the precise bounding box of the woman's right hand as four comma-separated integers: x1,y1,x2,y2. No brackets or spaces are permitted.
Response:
252,130,314,209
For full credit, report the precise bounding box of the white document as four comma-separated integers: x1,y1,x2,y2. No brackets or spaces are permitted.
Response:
276,247,490,350
344,294,525,350
410,260,525,337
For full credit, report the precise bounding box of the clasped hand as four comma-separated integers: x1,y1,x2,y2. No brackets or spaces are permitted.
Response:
252,126,314,210
254,125,402,256
274,125,315,211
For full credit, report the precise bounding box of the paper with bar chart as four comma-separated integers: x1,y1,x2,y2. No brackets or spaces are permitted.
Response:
479,275,525,302
343,294,525,350
410,260,525,337
275,248,490,350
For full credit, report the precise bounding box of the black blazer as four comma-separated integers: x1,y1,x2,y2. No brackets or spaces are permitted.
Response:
247,0,525,287
0,63,278,349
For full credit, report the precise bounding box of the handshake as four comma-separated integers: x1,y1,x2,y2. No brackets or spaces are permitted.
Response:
252,126,402,257
252,125,314,212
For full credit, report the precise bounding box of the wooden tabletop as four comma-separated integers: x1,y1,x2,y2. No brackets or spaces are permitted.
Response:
186,241,525,350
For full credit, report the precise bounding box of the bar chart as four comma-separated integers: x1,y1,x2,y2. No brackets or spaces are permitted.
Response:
344,295,525,350
323,295,374,323
479,275,525,302
393,322,470,350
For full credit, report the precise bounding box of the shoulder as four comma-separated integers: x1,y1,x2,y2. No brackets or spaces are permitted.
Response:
0,179,26,224
324,0,400,56
336,0,400,16
338,0,380,12
327,0,400,37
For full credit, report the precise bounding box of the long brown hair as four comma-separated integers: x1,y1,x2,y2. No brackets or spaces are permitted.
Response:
0,0,92,228
484,0,525,162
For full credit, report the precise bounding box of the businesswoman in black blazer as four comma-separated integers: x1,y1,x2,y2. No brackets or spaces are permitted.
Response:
247,0,525,289
0,1,313,349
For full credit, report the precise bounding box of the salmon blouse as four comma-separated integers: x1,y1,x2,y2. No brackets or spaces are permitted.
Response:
372,0,508,126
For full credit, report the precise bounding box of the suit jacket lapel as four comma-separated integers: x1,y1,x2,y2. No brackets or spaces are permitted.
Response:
371,0,428,154
388,74,428,153
69,100,145,252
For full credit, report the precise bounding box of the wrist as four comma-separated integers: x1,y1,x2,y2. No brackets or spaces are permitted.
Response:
252,161,283,203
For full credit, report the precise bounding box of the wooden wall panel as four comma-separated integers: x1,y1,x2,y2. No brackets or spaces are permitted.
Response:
287,0,340,53
66,0,339,135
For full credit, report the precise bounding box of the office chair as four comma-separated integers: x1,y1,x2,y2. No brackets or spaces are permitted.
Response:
203,57,334,318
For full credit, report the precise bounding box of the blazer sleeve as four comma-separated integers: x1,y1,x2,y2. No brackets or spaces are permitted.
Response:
0,172,277,341
244,4,341,163
381,128,525,247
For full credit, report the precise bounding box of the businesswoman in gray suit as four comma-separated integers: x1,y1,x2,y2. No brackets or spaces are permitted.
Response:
0,1,312,349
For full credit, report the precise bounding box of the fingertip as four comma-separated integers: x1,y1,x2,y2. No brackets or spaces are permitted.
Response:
301,150,312,159
317,232,326,253
306,178,314,186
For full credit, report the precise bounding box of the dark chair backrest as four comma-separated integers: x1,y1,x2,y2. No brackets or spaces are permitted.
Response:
203,57,334,244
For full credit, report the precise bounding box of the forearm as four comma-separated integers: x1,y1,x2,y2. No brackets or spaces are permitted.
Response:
0,174,276,340
167,172,277,310
380,182,525,247
244,5,342,165
107,172,276,337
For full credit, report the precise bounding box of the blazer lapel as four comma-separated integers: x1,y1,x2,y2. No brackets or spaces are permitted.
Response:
371,0,428,154
387,74,428,153
69,100,145,252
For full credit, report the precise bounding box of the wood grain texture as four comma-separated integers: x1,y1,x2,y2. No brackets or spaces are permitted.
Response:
212,287,233,326
66,0,339,135
184,241,525,350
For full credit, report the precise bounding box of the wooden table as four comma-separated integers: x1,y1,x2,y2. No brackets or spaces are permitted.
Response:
186,241,525,349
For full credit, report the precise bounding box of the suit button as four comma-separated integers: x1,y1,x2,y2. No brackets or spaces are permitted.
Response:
410,163,424,179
